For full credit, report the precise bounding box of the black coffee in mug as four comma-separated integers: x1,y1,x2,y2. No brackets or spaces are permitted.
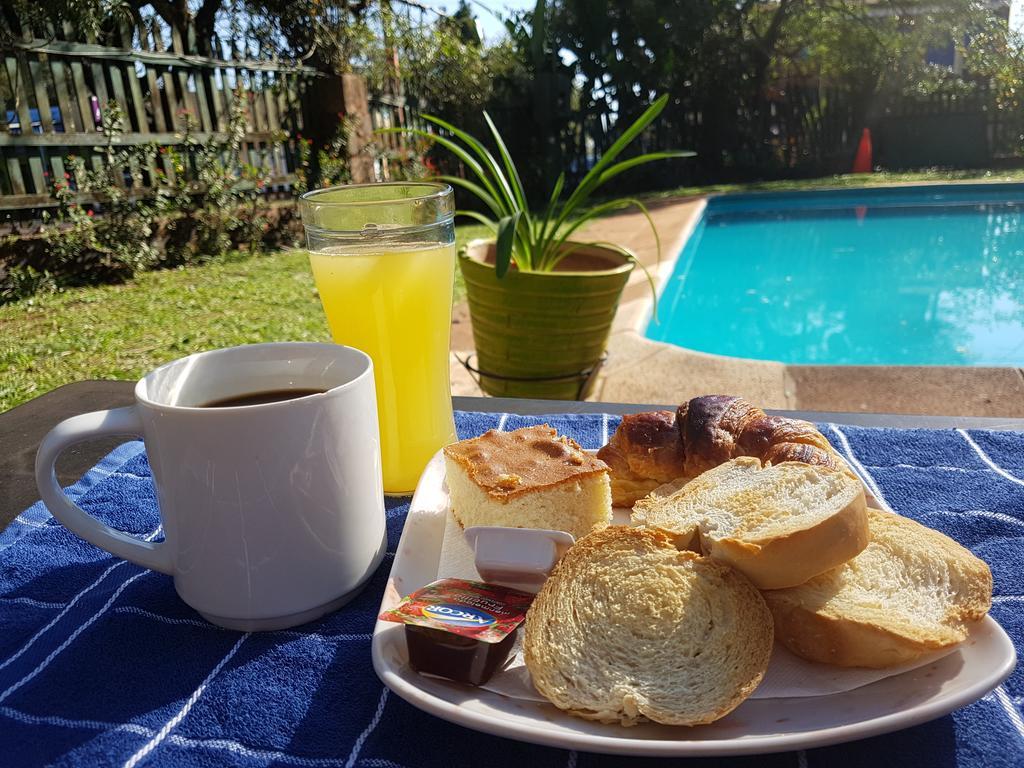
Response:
202,388,326,408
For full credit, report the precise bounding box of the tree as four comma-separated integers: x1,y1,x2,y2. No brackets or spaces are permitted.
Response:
550,0,1014,180
197,0,374,72
446,0,481,46
1,0,120,45
0,0,374,71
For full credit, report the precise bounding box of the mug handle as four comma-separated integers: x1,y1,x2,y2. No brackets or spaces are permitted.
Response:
34,406,173,575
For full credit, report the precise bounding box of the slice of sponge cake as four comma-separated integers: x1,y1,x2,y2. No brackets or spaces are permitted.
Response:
443,425,612,539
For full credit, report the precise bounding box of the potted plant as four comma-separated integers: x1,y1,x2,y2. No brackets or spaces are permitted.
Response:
402,95,692,399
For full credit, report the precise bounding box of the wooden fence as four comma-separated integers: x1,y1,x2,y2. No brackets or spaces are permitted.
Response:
1,17,319,211
873,85,1021,169
367,92,432,176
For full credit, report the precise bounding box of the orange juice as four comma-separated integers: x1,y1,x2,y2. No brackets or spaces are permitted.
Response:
309,243,457,493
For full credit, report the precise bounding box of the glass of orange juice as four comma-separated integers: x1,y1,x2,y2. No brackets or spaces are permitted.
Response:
300,183,456,493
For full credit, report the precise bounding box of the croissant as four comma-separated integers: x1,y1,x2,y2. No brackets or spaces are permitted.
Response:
596,395,855,507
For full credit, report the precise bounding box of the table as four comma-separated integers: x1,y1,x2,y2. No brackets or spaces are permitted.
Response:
4,380,1024,532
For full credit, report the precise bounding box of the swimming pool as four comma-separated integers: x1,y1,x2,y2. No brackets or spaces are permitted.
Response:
646,184,1024,366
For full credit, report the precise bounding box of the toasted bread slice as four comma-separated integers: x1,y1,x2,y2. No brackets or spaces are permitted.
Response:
763,509,993,668
632,458,868,590
523,526,773,727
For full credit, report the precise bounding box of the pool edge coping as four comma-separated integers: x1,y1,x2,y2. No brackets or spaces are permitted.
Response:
612,197,707,336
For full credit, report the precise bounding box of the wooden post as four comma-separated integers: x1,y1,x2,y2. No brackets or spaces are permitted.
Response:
303,72,374,185
341,73,374,184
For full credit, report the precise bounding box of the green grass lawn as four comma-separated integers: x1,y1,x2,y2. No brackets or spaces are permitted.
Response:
0,224,492,412
4,167,1024,413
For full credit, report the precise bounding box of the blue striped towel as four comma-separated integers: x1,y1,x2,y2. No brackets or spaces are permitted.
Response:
1,411,1022,767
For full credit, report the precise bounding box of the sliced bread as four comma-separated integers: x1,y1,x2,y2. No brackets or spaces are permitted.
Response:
763,508,993,668
523,526,773,726
632,457,868,590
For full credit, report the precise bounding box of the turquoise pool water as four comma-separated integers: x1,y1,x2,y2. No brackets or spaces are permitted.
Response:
647,184,1024,366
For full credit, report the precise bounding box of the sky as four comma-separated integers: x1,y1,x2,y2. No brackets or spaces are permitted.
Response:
418,0,537,43
426,1,1024,44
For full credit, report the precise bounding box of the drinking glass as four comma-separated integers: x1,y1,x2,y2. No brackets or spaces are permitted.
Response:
300,183,457,493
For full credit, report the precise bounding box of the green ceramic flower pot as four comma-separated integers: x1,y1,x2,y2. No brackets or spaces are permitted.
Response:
460,240,634,400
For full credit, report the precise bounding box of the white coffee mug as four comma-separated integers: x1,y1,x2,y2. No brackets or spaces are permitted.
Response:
35,342,386,631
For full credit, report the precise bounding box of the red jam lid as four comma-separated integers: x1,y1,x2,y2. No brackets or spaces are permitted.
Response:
379,578,534,643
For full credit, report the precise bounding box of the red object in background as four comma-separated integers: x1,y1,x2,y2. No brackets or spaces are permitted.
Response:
852,128,873,174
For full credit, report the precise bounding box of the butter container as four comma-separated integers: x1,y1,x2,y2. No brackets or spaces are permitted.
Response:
464,526,575,592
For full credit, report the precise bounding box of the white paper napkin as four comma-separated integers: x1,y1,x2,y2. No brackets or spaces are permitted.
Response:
437,511,957,701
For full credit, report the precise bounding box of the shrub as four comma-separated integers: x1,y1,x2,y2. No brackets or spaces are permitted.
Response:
1,96,293,304
158,95,282,265
0,262,58,304
42,103,160,284
1,88,427,305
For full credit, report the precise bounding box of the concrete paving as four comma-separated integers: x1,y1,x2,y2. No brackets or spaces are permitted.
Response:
450,196,1024,417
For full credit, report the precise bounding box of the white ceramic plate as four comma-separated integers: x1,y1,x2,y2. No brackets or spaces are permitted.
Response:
371,452,1017,757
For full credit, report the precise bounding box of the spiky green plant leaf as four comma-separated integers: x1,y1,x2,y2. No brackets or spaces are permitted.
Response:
495,211,522,279
390,93,692,287
457,210,499,232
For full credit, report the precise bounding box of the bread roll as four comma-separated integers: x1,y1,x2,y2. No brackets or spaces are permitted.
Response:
632,458,869,589
763,509,993,668
523,526,773,726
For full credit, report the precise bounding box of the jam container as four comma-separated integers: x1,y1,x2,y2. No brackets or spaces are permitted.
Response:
379,578,534,686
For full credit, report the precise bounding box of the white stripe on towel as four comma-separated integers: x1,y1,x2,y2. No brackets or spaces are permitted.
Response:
994,685,1024,740
993,596,1024,604
123,633,249,768
113,605,373,641
69,460,121,488
0,562,124,673
0,705,154,737
0,705,351,767
175,735,345,767
826,424,891,510
958,430,1024,489
8,456,144,534
601,413,609,447
2,596,66,610
495,412,510,432
0,526,162,675
344,687,390,768
171,735,345,767
0,569,150,705
112,606,217,630
915,508,1024,531
861,462,979,474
